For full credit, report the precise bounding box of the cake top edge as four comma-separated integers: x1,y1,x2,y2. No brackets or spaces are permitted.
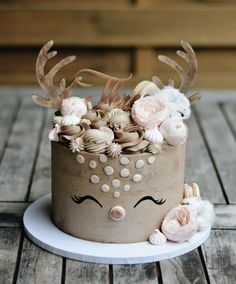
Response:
32,40,200,157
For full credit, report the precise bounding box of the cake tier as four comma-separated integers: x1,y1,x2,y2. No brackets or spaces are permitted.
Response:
51,141,185,243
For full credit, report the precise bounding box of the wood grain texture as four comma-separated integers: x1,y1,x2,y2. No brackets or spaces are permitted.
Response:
0,96,45,201
0,202,29,227
1,6,236,47
65,260,109,284
113,263,158,284
214,205,236,229
0,228,21,284
29,110,52,201
160,250,207,284
186,114,225,203
201,230,236,284
16,237,62,284
195,103,236,203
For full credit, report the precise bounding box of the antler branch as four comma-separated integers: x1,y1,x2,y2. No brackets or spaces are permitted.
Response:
154,40,198,94
33,40,91,109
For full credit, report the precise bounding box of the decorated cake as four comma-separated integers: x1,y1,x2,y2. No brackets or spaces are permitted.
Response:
32,40,214,244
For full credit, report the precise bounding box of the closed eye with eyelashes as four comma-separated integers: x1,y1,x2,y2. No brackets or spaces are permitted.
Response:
71,195,103,208
134,196,166,208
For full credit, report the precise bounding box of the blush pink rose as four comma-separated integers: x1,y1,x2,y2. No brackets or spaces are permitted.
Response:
161,205,198,242
160,118,187,146
131,96,170,129
60,97,87,117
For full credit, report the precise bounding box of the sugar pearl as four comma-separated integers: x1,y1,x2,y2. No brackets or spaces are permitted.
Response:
76,154,85,164
99,154,107,163
90,175,99,184
101,184,110,192
89,160,97,169
147,156,156,164
120,157,129,165
104,166,114,176
133,174,142,183
113,191,120,198
124,184,130,192
135,159,145,169
120,168,129,178
112,179,121,188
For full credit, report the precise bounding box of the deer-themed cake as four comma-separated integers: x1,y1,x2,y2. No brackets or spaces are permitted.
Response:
32,40,214,244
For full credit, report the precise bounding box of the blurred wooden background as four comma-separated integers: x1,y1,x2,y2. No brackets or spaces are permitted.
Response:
1,0,236,88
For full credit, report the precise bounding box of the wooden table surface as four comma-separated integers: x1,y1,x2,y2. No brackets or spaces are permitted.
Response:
0,87,236,284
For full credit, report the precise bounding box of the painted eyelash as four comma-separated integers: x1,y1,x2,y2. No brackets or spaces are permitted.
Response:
71,195,103,208
133,196,166,208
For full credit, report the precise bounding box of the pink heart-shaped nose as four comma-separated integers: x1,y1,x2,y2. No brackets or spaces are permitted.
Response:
110,206,126,221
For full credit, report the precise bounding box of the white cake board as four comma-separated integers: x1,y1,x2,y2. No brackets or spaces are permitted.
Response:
23,194,210,265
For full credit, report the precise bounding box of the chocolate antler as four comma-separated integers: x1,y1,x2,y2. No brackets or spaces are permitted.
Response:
32,40,91,109
153,40,198,94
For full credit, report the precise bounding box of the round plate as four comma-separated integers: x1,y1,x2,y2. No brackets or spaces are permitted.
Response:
23,194,210,264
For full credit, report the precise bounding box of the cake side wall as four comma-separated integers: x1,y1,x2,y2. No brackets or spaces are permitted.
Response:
51,141,186,243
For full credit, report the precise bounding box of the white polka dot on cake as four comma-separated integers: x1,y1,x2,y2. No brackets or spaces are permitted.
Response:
135,159,145,169
120,157,129,165
123,184,130,192
113,191,120,198
90,175,99,184
99,154,107,163
112,179,121,188
101,184,110,192
76,154,85,164
133,174,142,183
147,156,156,164
104,166,114,176
89,160,97,169
120,168,129,178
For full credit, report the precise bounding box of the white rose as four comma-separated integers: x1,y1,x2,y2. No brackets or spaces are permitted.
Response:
60,97,87,118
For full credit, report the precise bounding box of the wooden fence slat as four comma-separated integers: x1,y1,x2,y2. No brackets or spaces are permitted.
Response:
160,250,207,284
16,237,62,283
0,228,21,284
0,202,29,227
186,114,225,203
201,230,236,284
29,110,53,201
112,263,158,284
195,103,236,203
65,260,109,284
1,7,236,47
0,96,45,201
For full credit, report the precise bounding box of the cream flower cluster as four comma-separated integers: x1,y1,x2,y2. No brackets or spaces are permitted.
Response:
131,92,188,146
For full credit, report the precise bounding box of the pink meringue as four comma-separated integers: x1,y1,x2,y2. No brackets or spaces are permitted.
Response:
48,124,61,142
161,205,198,242
60,97,87,117
160,118,187,146
131,96,170,129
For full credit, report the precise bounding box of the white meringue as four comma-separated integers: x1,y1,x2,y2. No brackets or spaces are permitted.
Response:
149,229,167,245
144,127,163,144
61,114,81,126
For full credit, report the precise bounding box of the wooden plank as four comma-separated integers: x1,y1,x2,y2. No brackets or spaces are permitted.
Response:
201,230,236,284
1,7,236,47
160,250,207,284
185,114,225,203
214,205,236,229
0,96,45,201
16,237,62,283
113,263,158,283
0,228,21,284
0,47,131,86
195,103,236,203
0,202,29,227
65,260,109,284
0,95,19,159
222,102,236,138
29,110,53,201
